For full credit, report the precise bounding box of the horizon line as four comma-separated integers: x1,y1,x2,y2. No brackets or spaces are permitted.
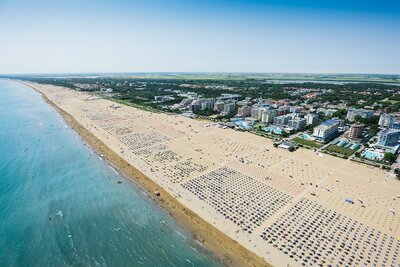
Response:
1,71,399,76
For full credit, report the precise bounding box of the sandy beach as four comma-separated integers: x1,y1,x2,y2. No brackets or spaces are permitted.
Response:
23,82,270,267
23,81,400,267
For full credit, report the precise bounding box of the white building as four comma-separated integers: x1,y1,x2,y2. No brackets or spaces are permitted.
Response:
377,128,400,147
379,113,395,128
317,108,337,117
274,115,290,126
237,105,252,117
201,99,214,110
251,107,264,120
346,108,374,122
305,113,319,125
313,119,340,142
261,110,276,124
331,117,344,127
223,102,236,114
190,98,214,112
288,118,306,130
214,101,225,113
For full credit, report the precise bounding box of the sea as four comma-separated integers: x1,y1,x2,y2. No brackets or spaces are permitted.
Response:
0,79,222,267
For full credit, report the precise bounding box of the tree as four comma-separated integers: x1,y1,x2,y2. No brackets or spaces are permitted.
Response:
354,115,379,126
384,152,396,163
281,131,289,138
354,115,363,123
369,124,379,135
288,146,295,152
331,109,347,119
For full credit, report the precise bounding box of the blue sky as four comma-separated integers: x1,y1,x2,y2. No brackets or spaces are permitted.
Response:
0,0,399,74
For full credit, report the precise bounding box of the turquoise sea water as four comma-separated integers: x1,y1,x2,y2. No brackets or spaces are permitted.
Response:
0,80,222,267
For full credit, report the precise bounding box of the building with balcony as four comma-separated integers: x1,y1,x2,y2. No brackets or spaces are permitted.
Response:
348,124,365,140
313,119,340,142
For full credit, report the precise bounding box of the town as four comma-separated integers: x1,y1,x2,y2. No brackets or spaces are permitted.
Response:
18,76,400,175
158,89,400,174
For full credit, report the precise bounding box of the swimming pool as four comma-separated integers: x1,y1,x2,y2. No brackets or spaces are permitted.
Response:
332,138,360,150
265,126,282,135
350,144,360,150
233,119,252,130
362,150,384,161
331,139,340,145
299,133,315,140
338,140,348,147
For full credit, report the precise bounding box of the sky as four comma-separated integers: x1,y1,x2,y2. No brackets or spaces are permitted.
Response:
0,0,399,74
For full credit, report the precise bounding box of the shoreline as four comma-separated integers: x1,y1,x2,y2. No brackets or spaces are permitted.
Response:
23,82,271,267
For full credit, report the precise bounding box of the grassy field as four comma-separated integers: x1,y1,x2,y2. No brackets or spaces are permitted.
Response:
326,145,355,157
292,137,324,148
105,72,400,84
5,72,399,84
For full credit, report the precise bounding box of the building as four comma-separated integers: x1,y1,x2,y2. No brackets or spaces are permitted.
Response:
317,108,337,117
180,92,198,98
279,106,291,113
238,99,252,107
377,129,400,147
190,98,215,112
261,110,276,124
223,102,236,114
170,98,193,110
290,106,302,113
190,99,202,112
214,101,225,113
275,108,286,116
201,99,215,110
237,105,251,117
279,141,295,150
305,113,319,125
331,117,344,127
348,124,365,140
313,119,340,142
218,94,241,101
251,107,264,120
288,118,306,130
379,114,395,128
390,122,400,130
346,108,374,122
154,95,174,101
274,115,290,126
